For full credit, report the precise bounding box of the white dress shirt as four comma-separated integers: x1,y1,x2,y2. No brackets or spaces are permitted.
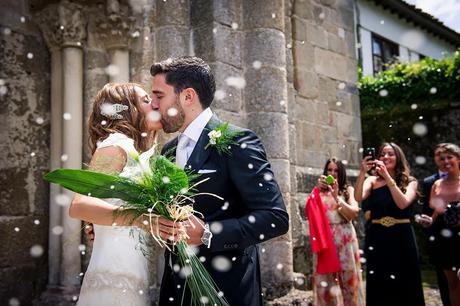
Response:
177,107,213,164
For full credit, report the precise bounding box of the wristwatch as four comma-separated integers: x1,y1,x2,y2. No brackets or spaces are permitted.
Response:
201,223,213,248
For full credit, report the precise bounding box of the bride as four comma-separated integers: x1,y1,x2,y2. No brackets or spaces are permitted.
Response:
69,83,168,305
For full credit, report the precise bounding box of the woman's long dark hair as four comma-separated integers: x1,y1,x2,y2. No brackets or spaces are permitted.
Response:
378,142,414,193
323,158,350,201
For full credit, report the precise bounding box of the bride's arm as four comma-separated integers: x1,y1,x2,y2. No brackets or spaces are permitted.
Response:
69,146,132,225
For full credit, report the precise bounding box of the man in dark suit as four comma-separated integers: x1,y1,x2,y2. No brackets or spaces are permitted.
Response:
150,56,289,306
417,143,450,306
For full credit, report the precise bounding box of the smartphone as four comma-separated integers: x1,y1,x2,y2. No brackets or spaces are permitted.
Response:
363,147,376,160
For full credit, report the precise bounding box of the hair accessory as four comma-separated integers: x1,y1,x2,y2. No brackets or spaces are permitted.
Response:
100,103,129,120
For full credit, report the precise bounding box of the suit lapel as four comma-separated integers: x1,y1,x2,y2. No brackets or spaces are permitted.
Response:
186,115,222,171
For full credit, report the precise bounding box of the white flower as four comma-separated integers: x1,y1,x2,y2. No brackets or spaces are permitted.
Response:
208,129,222,146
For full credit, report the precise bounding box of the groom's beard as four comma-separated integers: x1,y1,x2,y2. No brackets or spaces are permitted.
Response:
161,96,185,133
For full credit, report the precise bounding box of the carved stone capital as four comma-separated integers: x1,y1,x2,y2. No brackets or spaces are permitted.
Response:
36,0,86,50
96,6,140,50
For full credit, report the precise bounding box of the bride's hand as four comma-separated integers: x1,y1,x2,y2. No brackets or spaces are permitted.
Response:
137,215,186,242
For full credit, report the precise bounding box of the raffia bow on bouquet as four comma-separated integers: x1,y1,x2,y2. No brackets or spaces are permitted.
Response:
44,154,229,306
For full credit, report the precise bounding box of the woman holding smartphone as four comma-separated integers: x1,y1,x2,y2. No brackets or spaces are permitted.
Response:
355,143,425,306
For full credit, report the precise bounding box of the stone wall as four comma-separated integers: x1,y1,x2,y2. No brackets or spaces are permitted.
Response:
0,0,50,304
288,0,361,285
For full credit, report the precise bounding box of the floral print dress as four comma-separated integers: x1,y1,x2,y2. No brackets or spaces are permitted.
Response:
312,192,365,306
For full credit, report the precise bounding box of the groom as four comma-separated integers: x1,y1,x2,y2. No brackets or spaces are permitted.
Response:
151,56,289,305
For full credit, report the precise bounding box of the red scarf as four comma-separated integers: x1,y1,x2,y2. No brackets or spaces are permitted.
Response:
304,187,341,274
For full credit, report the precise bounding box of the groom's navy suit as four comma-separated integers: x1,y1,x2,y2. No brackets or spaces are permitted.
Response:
159,115,289,306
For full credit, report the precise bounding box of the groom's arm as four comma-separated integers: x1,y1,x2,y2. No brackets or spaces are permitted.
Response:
208,129,289,252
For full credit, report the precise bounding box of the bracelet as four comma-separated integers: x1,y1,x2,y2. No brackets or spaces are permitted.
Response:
387,179,397,187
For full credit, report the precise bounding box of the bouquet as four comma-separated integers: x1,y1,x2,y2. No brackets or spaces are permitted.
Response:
44,153,229,306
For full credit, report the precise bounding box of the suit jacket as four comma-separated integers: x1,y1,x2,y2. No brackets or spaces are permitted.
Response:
159,115,289,306
421,172,440,216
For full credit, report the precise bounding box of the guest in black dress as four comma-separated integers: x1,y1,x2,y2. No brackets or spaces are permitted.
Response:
429,143,460,306
355,142,425,306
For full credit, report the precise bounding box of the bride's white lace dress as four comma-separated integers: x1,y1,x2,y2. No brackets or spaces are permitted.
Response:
77,133,155,306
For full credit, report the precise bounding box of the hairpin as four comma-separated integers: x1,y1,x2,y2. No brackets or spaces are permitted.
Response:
100,103,129,120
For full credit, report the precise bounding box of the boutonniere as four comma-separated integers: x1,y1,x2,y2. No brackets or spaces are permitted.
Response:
205,122,243,155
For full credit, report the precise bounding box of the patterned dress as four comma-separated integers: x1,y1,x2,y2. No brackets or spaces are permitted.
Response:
312,192,365,306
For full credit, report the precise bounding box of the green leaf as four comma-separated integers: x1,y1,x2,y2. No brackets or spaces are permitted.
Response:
44,169,146,203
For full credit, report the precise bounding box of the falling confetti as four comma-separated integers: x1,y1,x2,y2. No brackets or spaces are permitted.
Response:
252,61,262,69
263,173,273,181
20,16,26,23
412,123,428,136
338,82,346,90
286,43,292,49
30,152,36,157
210,221,223,234
225,76,246,89
141,132,147,137
415,156,426,165
320,281,328,287
441,229,453,238
200,296,209,304
61,154,68,162
131,31,140,38
0,85,8,96
35,117,44,124
30,244,44,257
248,215,256,223
231,22,238,30
221,201,229,210
411,104,418,110
147,110,161,122
27,53,34,59
336,101,342,106
319,12,325,19
4,28,12,35
34,219,40,225
162,176,171,184
380,20,385,25
240,143,247,149
429,87,437,94
379,89,388,97
167,107,178,117
214,90,226,100
55,193,71,206
259,234,264,240
78,244,86,252
271,13,276,18
52,226,64,235
390,274,395,279
212,28,217,34
280,100,286,106
248,163,253,169
105,64,120,77
212,256,231,272
276,263,283,270
9,298,20,306
63,113,72,120
14,227,20,232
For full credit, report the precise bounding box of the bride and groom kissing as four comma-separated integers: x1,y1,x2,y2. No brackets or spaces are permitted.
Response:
70,56,289,306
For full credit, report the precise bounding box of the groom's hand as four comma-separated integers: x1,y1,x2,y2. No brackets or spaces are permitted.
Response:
183,215,205,246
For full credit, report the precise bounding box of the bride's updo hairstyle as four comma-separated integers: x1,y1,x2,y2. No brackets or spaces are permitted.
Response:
88,83,154,154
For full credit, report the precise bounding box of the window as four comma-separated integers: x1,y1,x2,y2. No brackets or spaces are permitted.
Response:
372,34,399,74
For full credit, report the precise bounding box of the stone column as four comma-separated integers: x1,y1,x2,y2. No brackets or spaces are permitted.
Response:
243,0,293,299
36,2,86,303
59,1,86,288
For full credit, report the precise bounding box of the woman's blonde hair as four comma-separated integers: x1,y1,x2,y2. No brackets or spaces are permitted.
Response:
88,82,155,154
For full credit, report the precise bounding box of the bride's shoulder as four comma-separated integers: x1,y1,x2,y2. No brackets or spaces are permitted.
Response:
97,133,133,149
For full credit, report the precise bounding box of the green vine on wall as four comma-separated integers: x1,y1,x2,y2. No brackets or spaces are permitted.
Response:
358,50,460,116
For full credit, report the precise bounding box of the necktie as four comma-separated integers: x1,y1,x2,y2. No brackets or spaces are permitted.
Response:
176,135,190,169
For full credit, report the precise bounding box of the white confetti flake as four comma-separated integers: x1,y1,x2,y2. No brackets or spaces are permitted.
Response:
210,221,223,234
295,277,305,285
418,116,423,120
0,85,8,96
379,89,388,97
380,20,385,25
147,110,161,122
330,285,341,297
55,193,71,206
131,31,140,38
231,22,238,30
144,36,149,41
261,248,266,253
271,13,276,18
360,257,367,264
199,296,209,304
20,16,26,23
105,64,120,77
441,229,453,238
34,219,40,225
368,246,374,251
248,163,254,169
162,176,171,184
390,274,395,279
60,154,68,162
167,107,178,117
9,297,20,306
319,12,325,19
52,226,64,235
4,28,12,35
36,117,44,124
212,28,217,34
276,263,283,270
63,113,72,120
338,28,345,38
258,183,263,187
263,173,273,181
271,223,276,228
212,256,232,272
338,82,346,90
78,244,86,252
199,256,206,262
101,120,107,125
286,43,292,49
225,76,246,89
140,132,148,138
369,270,374,274
320,281,328,287
412,123,428,137
110,185,115,189
221,201,229,210
411,103,418,110
429,236,435,242
248,215,256,223
415,156,426,165
336,101,342,106
259,234,265,240
138,290,144,295
218,291,224,297
252,60,262,69
169,297,174,302
27,52,34,59
240,142,247,149
214,89,226,100
14,227,20,232
430,87,437,94
280,100,286,106
30,152,36,157
173,264,180,272
232,257,237,261
30,244,44,257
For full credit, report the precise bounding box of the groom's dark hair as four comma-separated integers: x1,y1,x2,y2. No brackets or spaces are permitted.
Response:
150,56,216,108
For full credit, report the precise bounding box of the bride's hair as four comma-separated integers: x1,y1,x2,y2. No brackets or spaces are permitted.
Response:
88,82,155,154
